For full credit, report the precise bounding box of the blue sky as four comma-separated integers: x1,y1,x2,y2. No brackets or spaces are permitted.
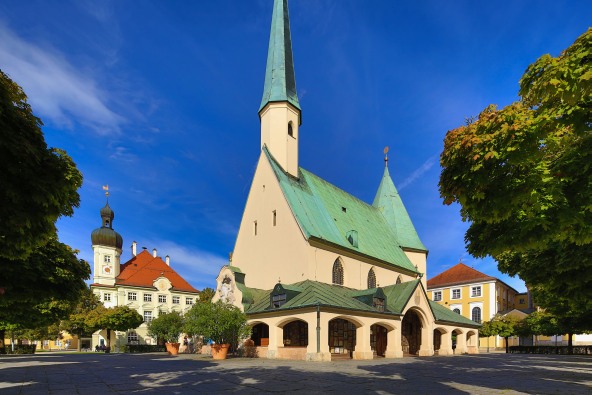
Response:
1,1,590,292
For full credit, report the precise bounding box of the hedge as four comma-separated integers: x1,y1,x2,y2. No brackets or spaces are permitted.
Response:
509,345,592,355
123,344,166,353
1,344,37,355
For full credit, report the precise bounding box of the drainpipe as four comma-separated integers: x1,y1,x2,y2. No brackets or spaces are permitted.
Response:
316,302,321,354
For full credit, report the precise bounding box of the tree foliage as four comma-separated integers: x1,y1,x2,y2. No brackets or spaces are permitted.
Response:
484,314,523,353
86,306,143,348
439,29,592,304
61,288,103,350
198,287,216,303
147,311,184,343
184,301,250,347
0,70,83,260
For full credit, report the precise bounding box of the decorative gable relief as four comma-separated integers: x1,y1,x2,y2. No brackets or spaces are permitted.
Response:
153,276,172,292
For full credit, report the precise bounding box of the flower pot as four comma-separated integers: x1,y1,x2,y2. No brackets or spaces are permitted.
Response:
211,343,230,360
166,342,181,355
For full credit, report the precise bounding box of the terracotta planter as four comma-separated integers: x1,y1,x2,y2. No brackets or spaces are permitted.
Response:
211,343,230,360
166,342,180,355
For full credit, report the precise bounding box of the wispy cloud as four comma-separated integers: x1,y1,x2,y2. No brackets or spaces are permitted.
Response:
0,23,124,134
398,154,439,191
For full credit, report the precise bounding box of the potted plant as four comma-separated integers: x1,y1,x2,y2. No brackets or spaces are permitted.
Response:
147,311,185,355
184,301,251,360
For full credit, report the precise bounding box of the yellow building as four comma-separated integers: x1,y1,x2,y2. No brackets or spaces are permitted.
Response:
427,263,523,350
210,0,479,361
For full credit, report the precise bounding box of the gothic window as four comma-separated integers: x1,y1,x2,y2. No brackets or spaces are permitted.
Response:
273,210,277,226
396,275,402,284
472,307,482,323
367,268,376,289
332,259,344,285
288,121,294,137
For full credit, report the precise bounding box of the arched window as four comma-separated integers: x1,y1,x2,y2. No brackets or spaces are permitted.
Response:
396,275,402,284
367,268,376,289
288,121,294,137
332,259,344,285
471,307,481,323
453,308,461,314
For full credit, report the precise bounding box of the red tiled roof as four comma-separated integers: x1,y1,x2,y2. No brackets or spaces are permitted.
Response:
427,263,497,289
115,250,199,293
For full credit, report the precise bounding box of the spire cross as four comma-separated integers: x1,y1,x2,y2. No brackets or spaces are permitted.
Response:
383,146,389,167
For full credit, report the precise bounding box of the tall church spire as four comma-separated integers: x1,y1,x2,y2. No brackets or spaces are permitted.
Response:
259,0,301,178
259,0,300,115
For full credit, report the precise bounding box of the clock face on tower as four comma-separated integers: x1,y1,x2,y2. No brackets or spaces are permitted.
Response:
102,265,112,274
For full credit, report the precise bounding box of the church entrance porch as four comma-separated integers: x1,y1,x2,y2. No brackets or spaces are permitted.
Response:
401,310,422,355
370,324,388,357
329,318,356,359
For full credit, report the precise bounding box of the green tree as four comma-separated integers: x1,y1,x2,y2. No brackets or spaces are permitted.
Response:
147,311,185,344
198,287,216,303
486,315,523,353
0,237,91,352
184,301,251,352
0,70,82,260
478,320,497,352
61,288,103,351
439,29,592,305
87,306,143,351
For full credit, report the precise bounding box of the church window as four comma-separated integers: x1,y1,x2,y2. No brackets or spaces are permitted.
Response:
186,297,194,305
433,291,442,301
104,255,111,263
373,297,385,312
172,296,180,304
367,268,376,289
452,288,461,299
144,293,152,302
472,307,482,323
104,293,111,302
453,308,461,314
128,292,137,301
158,295,167,303
127,331,138,344
254,221,258,236
272,293,287,308
143,311,153,323
396,275,402,284
471,286,482,297
273,210,277,226
288,121,294,137
332,259,344,285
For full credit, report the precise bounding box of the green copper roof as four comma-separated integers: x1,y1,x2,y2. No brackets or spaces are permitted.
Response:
373,166,427,252
263,147,418,274
259,0,301,113
429,301,481,327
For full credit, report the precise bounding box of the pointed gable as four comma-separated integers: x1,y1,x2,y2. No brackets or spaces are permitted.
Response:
373,166,426,252
427,262,496,289
115,250,199,293
259,0,300,113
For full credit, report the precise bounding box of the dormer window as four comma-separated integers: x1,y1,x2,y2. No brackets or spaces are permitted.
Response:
288,121,294,137
272,293,286,308
373,297,385,312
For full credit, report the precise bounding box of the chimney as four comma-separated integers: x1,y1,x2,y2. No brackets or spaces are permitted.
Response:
131,241,137,256
152,248,157,258
165,255,170,266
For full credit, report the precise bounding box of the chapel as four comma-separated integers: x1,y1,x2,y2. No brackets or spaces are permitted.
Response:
212,0,479,361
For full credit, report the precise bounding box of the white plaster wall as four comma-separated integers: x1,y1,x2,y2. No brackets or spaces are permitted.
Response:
260,102,300,177
404,250,427,288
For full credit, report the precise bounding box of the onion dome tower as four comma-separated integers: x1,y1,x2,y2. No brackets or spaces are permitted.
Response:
92,196,123,286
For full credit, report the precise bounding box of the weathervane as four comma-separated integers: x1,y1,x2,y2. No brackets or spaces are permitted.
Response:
384,146,389,167
102,185,109,199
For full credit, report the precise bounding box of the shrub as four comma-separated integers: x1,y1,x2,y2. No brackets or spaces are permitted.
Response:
3,344,37,354
147,311,184,344
123,344,167,353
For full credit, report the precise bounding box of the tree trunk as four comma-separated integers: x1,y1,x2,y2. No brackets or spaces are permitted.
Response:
106,329,111,349
505,337,509,353
568,333,573,355
0,329,5,353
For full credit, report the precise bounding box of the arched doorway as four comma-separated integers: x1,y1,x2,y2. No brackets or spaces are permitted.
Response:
371,324,388,357
251,323,269,346
401,310,422,355
433,329,443,355
466,330,477,354
329,318,356,359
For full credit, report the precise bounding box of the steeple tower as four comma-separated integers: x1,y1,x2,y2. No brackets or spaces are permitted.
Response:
259,0,301,177
91,197,123,286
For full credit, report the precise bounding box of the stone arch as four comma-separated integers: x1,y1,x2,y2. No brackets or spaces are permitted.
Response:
282,319,308,347
332,258,344,285
452,328,467,354
402,309,426,355
466,330,478,354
